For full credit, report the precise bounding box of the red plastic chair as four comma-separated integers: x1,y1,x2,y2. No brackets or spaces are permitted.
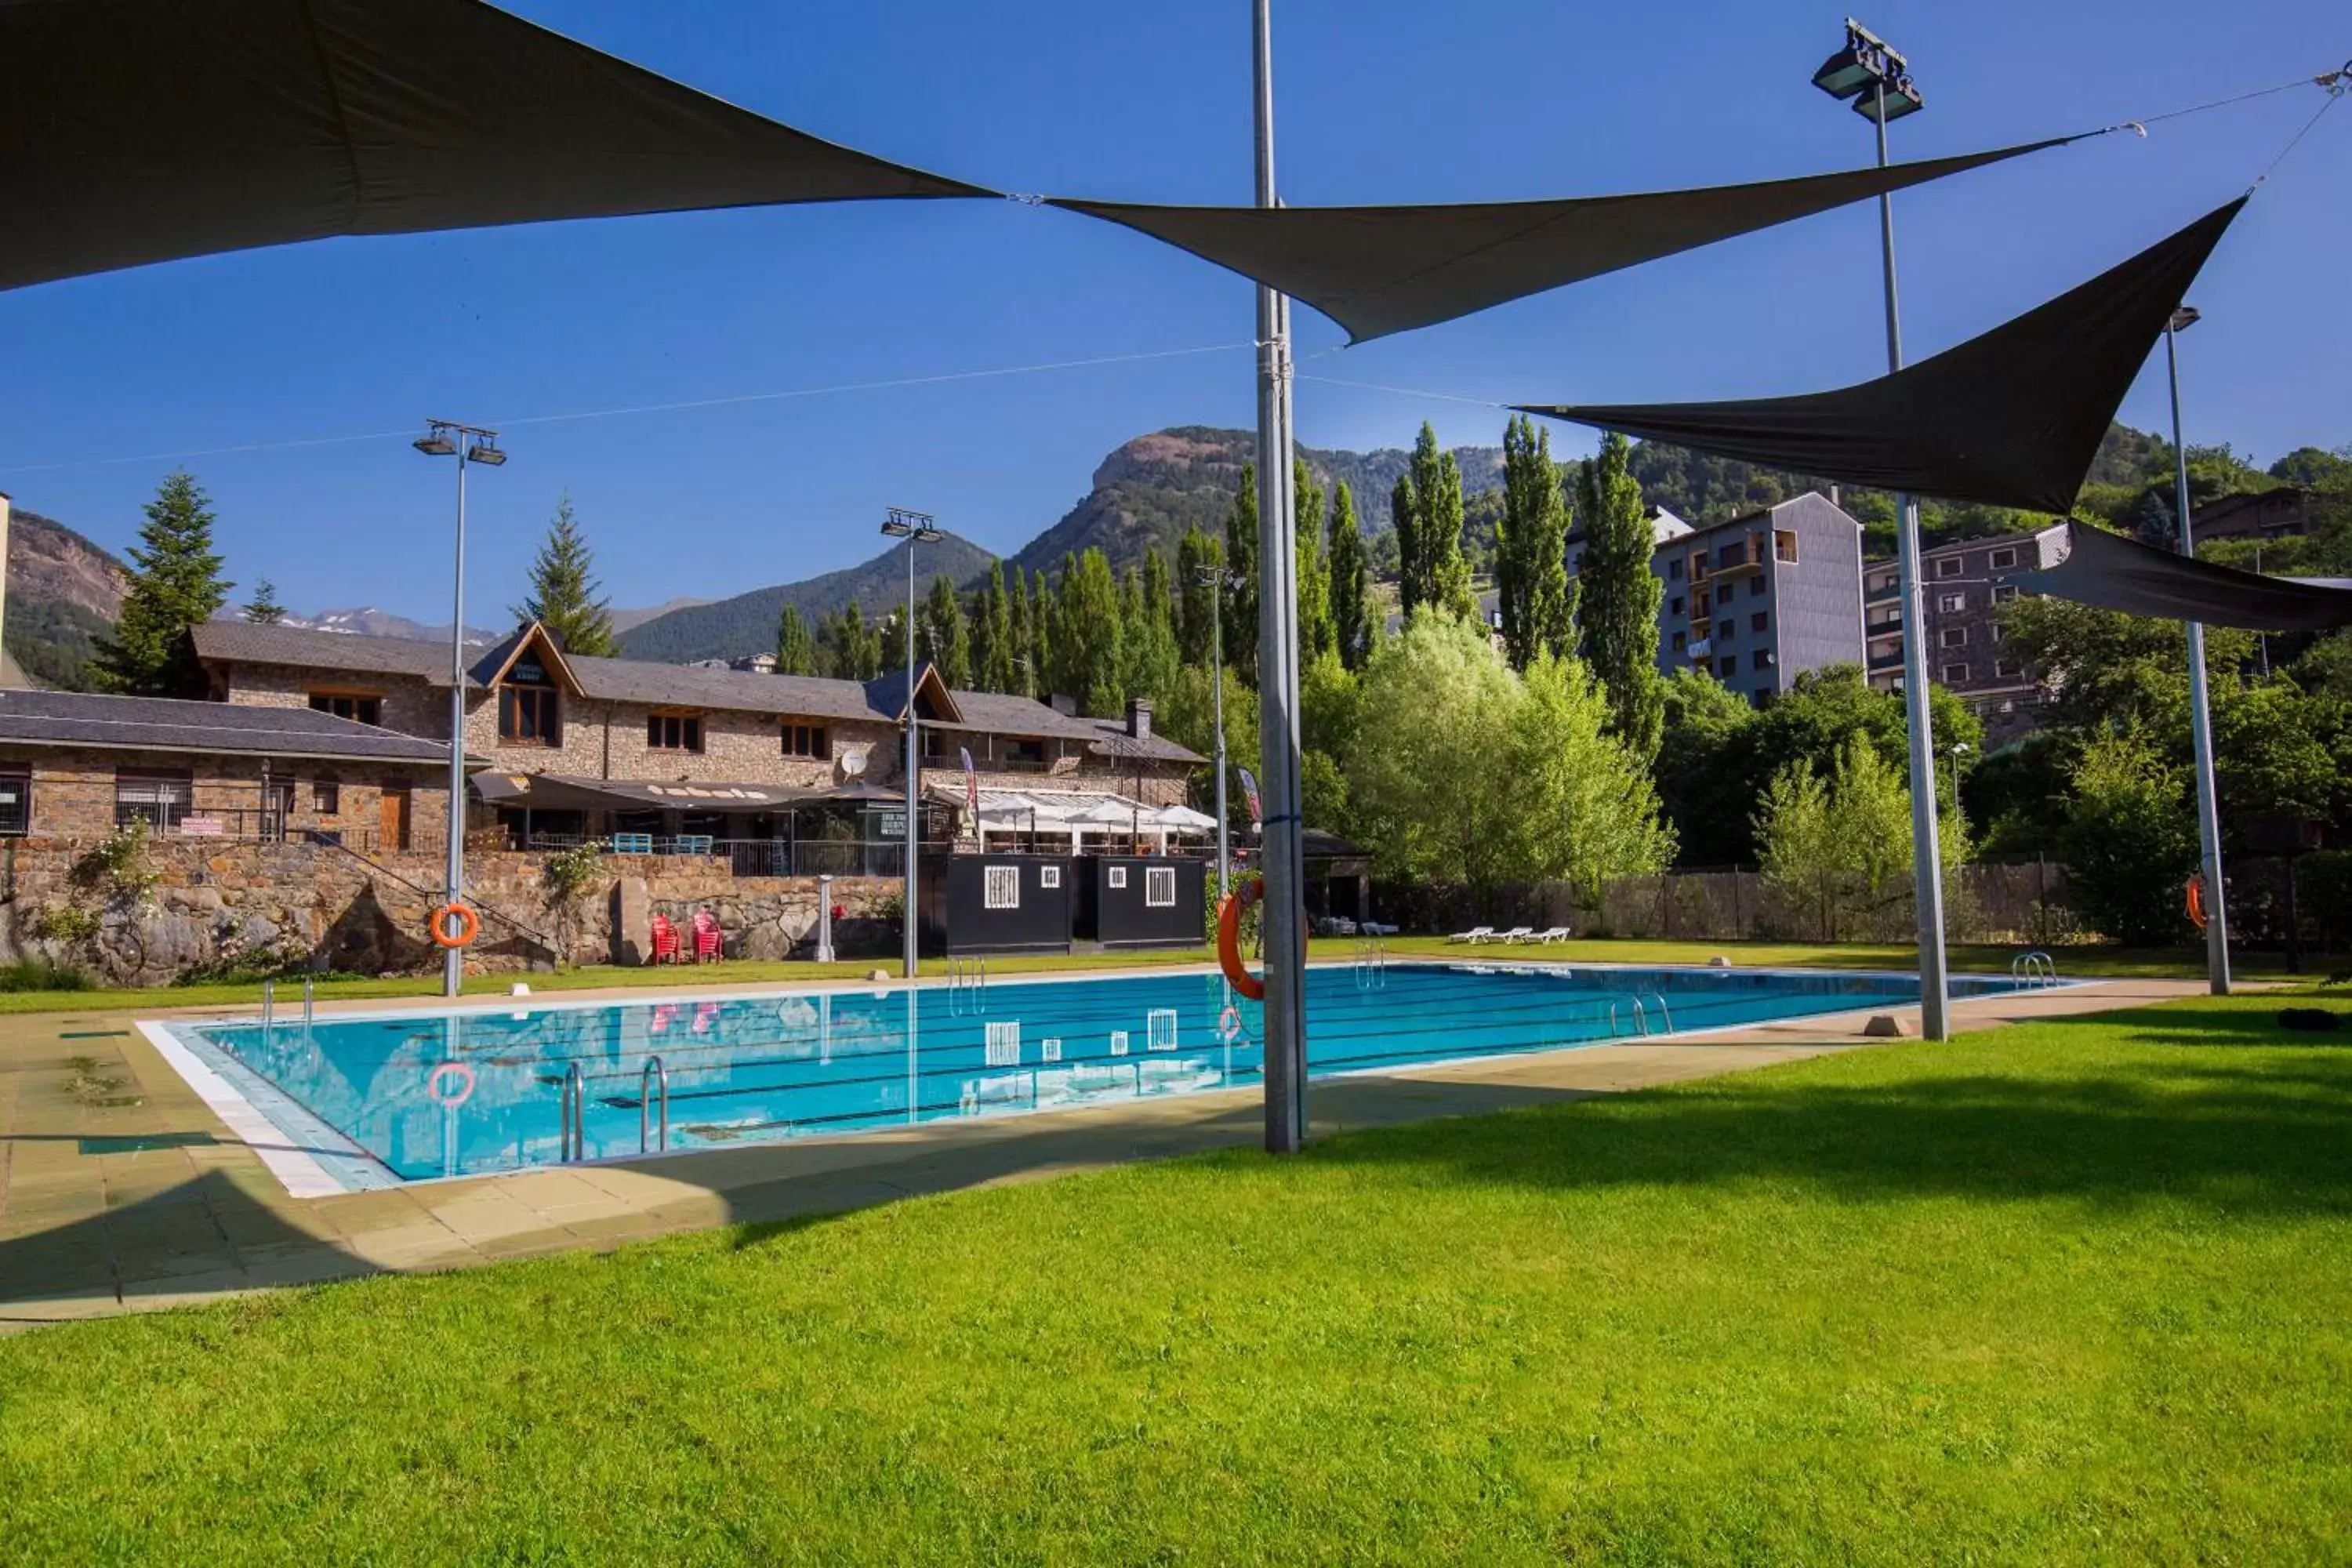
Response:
649,913,681,965
691,909,722,964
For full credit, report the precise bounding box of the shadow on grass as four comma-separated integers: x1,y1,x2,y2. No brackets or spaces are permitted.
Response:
1305,1023,2352,1218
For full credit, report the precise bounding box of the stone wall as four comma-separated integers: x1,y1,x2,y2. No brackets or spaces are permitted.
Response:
0,744,449,845
0,835,898,986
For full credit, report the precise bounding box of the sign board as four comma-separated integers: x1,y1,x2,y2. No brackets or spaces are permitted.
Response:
178,815,225,837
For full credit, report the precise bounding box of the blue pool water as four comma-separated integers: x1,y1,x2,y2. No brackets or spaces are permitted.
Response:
165,963,2031,1185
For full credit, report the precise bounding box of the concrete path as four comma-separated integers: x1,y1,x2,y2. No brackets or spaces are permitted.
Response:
0,971,2209,1327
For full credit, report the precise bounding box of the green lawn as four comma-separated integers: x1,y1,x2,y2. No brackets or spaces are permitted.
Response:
4,994,2348,1562
0,935,2298,1016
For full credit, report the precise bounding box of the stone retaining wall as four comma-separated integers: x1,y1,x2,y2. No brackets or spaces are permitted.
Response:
0,836,897,986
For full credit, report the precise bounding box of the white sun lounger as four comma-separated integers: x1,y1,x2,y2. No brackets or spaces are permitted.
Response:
1448,925,1495,944
1534,927,1572,944
1494,927,1536,944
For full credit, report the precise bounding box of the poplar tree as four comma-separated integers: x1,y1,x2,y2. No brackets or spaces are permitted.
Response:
920,573,971,688
1132,547,1181,702
1293,458,1335,662
1225,463,1260,685
1407,423,1477,623
512,492,615,655
1030,568,1057,701
96,470,232,696
1005,566,1033,696
822,601,883,681
1175,525,1221,670
241,577,287,626
1327,481,1371,670
1056,548,1124,715
1496,414,1574,669
775,604,817,676
1575,431,1666,761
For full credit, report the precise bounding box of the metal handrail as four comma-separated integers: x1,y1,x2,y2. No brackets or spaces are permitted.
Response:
561,1063,586,1163
1627,995,1649,1036
640,1054,669,1153
1643,992,1674,1033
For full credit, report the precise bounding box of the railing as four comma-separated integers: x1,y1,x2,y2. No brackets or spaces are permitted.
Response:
640,1055,670,1153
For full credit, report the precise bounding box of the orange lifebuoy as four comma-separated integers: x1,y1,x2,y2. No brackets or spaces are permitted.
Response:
1217,877,1266,1001
2185,876,2207,931
430,902,480,949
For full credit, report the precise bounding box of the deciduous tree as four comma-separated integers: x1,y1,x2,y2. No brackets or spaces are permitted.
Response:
1574,433,1664,760
775,604,816,676
1327,481,1371,670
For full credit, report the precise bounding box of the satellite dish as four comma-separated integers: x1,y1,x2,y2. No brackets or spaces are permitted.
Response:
840,749,867,778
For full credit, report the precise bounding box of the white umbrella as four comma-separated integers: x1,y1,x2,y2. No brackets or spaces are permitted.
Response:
1152,804,1218,832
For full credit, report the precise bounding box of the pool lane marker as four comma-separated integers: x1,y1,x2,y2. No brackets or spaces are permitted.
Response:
134,1020,343,1198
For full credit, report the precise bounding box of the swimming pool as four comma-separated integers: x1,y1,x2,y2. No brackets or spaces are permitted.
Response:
151,962,2038,1189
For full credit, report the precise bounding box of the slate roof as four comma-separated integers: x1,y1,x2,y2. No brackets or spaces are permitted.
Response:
193,620,1203,764
0,689,454,763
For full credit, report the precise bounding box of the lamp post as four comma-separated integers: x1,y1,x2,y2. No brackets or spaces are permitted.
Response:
2165,305,2230,994
1813,19,1947,1040
1196,563,1232,896
1947,740,1970,802
881,506,943,981
413,419,506,1000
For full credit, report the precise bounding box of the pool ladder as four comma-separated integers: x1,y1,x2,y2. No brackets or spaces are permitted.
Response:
559,1063,586,1162
639,1054,670,1154
1596,992,1674,1038
947,955,989,1012
2011,949,2060,988
1352,933,1388,990
258,976,317,1033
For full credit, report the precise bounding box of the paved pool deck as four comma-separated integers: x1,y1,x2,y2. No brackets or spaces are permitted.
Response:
1,965,2216,1327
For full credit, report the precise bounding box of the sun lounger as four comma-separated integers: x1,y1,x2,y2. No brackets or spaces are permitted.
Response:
1534,926,1572,943
1360,921,1399,938
1448,925,1495,944
1494,927,1535,944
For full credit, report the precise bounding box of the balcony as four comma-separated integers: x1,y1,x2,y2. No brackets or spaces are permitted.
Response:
1864,578,1900,602
1867,648,1905,671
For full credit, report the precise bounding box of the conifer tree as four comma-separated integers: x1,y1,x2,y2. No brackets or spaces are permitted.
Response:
1225,463,1260,685
1327,481,1371,670
1392,470,1421,618
1293,459,1335,662
241,577,287,626
1575,431,1666,761
96,470,233,695
920,573,971,688
1175,525,1221,669
511,492,615,655
775,604,817,676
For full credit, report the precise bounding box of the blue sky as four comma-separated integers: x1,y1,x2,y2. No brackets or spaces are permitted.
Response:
2,0,2344,621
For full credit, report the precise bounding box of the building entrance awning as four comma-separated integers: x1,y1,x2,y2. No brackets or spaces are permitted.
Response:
470,772,808,813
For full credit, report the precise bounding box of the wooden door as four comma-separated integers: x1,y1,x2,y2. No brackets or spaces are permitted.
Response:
379,781,411,851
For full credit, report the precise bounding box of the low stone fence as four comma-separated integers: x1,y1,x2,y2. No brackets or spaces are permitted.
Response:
0,836,898,987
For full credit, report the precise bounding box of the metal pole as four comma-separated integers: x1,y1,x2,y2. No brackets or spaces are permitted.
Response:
444,445,468,1000
1875,78,1950,1040
903,541,920,980
1210,568,1230,894
2168,321,2230,994
1253,0,1307,1153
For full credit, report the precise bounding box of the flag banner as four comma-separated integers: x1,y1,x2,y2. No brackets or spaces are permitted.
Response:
1236,765,1262,828
960,746,978,812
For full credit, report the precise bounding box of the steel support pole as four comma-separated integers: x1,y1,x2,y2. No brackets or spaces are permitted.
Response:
443,447,468,1000
903,543,920,980
2168,323,2230,993
1874,81,1950,1040
1211,573,1230,895
1252,0,1307,1152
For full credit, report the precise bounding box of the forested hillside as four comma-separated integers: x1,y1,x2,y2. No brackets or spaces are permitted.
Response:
619,532,995,662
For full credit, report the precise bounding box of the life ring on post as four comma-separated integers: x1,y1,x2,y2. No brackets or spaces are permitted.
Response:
1217,877,1266,1001
2185,876,2208,931
430,902,481,949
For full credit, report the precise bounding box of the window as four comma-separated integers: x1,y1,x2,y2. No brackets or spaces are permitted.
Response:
783,724,830,760
1670,596,1684,616
309,693,381,727
1994,659,2021,679
648,713,703,752
1935,557,1962,578
1773,530,1798,564
0,771,28,837
1751,650,1773,672
1940,626,1968,648
1993,586,2020,604
1717,624,1733,644
1937,592,1966,613
1145,866,1177,908
1004,738,1048,771
499,685,560,746
1751,612,1769,633
1668,559,1684,580
1040,863,1062,890
1107,865,1128,889
1990,546,2019,569
984,866,1020,909
922,727,953,762
1944,662,1970,684
312,777,339,815
1671,631,1686,652
1717,657,1737,679
115,769,192,829
1749,575,1767,597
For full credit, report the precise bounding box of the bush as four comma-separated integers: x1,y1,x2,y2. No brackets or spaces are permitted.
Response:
33,903,101,946
2056,729,2197,946
0,959,92,993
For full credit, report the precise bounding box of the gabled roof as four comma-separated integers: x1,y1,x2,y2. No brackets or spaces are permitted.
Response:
862,663,965,726
192,620,473,686
0,689,455,764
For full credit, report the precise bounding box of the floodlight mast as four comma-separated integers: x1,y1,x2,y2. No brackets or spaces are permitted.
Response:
881,506,942,982
1813,21,1948,1042
2165,307,2230,994
413,419,504,999
1253,0,1307,1152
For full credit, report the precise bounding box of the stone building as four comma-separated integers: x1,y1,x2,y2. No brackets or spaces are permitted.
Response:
191,619,1204,861
1864,523,2067,742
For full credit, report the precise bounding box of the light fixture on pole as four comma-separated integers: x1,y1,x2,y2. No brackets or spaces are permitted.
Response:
1195,562,1232,898
880,506,944,982
1947,740,1970,800
1813,19,1950,1042
413,419,504,1000
2165,303,2230,995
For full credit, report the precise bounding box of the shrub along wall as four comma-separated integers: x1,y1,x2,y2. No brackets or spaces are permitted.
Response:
0,836,897,987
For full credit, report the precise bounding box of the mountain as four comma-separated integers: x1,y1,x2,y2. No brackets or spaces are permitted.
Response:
619,532,996,664
611,597,713,635
5,508,126,689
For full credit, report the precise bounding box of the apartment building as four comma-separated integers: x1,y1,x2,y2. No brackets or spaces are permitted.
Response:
1864,523,2067,741
1630,492,1867,707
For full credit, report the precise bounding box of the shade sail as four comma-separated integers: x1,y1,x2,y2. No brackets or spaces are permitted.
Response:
2009,521,2352,633
1051,139,2072,343
0,0,989,293
1520,199,2245,514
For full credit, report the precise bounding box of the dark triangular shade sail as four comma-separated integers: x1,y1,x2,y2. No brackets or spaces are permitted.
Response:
1520,200,2245,514
0,0,991,292
2010,521,2352,633
1051,139,2073,343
